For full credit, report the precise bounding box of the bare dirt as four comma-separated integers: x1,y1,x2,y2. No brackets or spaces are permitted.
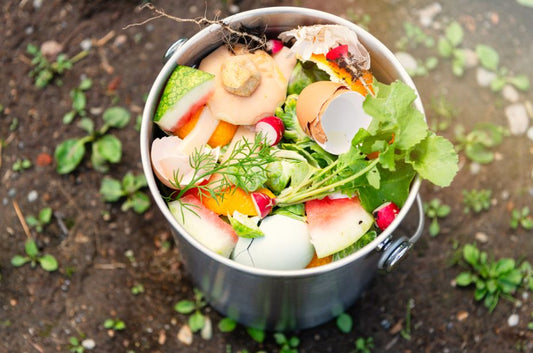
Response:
1,0,533,352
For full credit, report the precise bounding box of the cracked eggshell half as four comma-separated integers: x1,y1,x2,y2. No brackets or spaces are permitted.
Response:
231,214,315,270
296,81,373,155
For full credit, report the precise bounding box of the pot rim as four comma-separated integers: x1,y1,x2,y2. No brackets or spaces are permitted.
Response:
140,6,423,278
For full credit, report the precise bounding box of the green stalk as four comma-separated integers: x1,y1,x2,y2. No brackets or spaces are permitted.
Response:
276,158,379,206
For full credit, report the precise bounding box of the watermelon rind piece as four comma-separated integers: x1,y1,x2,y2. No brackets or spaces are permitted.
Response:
168,195,237,257
154,65,215,132
305,197,374,258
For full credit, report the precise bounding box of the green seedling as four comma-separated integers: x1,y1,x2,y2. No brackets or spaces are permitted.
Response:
11,238,58,272
9,117,19,131
455,244,527,312
510,206,533,230
423,198,451,237
462,189,492,214
454,123,507,164
353,337,375,353
134,114,142,132
26,44,87,88
429,94,457,131
437,21,467,76
55,106,130,174
218,317,237,333
400,298,415,340
174,288,208,333
103,318,126,331
246,327,266,343
25,207,53,232
100,172,150,214
274,333,300,353
396,22,435,51
12,158,32,172
131,283,144,295
345,9,371,30
336,312,353,333
68,335,86,353
475,44,530,92
408,56,439,77
63,78,93,124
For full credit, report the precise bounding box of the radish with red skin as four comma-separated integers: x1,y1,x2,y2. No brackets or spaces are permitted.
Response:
255,116,285,145
266,39,284,54
251,192,275,218
373,202,400,231
325,44,349,61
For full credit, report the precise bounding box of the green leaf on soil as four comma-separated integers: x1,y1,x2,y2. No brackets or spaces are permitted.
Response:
218,317,237,333
100,177,124,202
246,327,266,343
11,255,30,267
94,134,122,163
475,44,500,71
174,300,196,314
188,312,205,332
103,106,131,128
336,312,353,333
25,239,39,257
55,138,86,174
38,254,58,272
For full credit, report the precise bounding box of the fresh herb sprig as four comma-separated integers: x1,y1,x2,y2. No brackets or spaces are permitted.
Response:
171,134,276,205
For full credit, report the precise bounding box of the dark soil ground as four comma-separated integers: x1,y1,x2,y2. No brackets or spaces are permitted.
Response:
1,0,533,352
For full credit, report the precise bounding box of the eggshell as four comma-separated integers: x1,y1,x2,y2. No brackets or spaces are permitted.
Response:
296,81,373,155
231,215,315,270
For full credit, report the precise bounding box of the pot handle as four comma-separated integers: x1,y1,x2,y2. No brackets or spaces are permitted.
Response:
163,38,188,63
377,194,424,272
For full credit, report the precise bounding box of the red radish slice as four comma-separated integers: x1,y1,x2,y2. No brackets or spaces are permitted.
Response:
373,202,400,231
168,194,238,257
266,39,284,54
251,192,275,218
255,116,285,145
326,44,349,61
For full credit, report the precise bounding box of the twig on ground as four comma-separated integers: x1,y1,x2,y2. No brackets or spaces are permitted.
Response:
13,200,32,239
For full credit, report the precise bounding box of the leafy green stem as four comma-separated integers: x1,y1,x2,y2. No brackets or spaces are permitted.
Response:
277,158,379,206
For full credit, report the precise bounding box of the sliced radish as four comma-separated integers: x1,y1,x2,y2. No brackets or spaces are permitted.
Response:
255,116,285,145
326,44,349,61
373,202,400,231
251,192,275,218
266,39,284,54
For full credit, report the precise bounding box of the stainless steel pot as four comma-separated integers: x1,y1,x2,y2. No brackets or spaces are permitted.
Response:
141,6,425,331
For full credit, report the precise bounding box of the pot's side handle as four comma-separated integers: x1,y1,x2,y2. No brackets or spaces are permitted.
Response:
163,38,188,63
377,195,424,272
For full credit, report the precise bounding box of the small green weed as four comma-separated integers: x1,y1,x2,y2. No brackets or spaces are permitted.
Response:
353,337,374,353
396,22,435,51
26,44,87,88
246,327,266,343
274,333,300,353
131,283,144,295
11,238,58,272
510,206,533,230
100,172,150,213
174,288,208,333
25,207,53,232
218,317,237,333
455,244,531,312
63,78,93,124
429,94,457,131
423,198,451,237
475,44,530,92
68,335,86,353
454,123,507,164
12,158,32,172
400,298,415,340
437,21,467,76
103,318,126,331
55,106,130,173
462,189,492,214
336,312,353,333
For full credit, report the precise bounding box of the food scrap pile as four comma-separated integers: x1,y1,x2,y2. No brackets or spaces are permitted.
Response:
150,24,459,271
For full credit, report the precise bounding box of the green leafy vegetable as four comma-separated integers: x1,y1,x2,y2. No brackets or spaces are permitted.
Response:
287,61,330,95
228,212,264,238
